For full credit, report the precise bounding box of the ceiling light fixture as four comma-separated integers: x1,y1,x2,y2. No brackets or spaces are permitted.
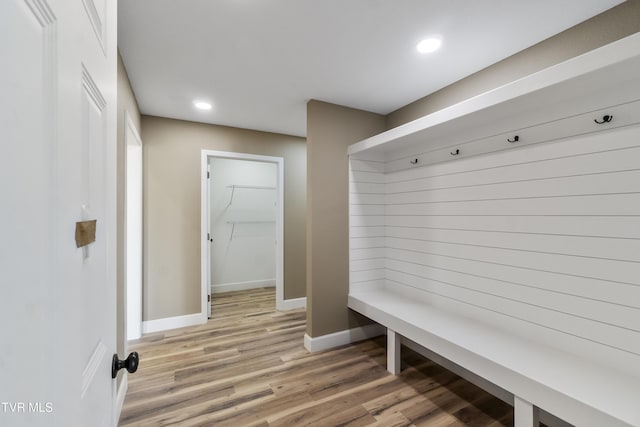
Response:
193,100,212,110
416,37,442,54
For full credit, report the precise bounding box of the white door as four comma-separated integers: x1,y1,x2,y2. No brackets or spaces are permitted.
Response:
0,0,117,426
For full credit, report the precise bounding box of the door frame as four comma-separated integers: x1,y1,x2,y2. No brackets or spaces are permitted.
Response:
125,111,143,341
201,150,285,313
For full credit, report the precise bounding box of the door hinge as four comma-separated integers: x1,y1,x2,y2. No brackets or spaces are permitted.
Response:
207,171,210,178
207,233,210,241
207,294,211,302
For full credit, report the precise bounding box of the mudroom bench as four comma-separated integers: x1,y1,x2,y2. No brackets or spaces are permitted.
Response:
347,33,640,427
349,287,639,427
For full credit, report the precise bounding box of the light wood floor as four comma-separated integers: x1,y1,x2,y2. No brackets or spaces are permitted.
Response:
119,288,513,426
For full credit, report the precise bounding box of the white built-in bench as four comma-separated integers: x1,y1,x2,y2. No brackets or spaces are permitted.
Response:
349,286,640,427
347,33,640,427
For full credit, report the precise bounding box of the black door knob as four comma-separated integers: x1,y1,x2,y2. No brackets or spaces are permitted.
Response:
112,352,139,378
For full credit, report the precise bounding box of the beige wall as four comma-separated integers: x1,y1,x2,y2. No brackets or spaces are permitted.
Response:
116,53,141,378
387,0,640,129
306,100,385,337
142,116,306,321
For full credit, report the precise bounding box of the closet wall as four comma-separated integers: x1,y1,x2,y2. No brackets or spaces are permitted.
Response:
210,158,277,293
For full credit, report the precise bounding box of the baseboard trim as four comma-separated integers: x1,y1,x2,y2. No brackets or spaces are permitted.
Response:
304,323,385,353
142,312,206,334
277,296,306,311
114,373,128,425
211,279,276,294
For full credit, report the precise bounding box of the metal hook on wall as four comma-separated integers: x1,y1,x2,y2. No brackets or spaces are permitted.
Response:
507,135,519,143
450,149,460,156
410,158,418,164
594,115,613,124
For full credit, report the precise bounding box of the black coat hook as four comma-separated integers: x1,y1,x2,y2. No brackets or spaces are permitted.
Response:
410,158,418,164
507,135,519,143
594,115,613,124
450,149,460,156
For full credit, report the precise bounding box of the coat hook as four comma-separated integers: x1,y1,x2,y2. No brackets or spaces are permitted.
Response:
594,114,613,124
410,158,418,164
507,135,519,143
450,149,460,156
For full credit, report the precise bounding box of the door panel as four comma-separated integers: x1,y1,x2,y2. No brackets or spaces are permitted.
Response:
1,0,117,425
0,1,56,425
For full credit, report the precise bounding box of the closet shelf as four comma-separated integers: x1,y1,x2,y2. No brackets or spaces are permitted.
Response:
226,220,275,224
226,185,276,190
226,185,276,205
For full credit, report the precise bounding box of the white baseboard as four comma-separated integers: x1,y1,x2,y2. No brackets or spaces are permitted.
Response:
114,373,128,425
277,296,306,311
304,323,385,353
211,279,275,293
142,312,206,334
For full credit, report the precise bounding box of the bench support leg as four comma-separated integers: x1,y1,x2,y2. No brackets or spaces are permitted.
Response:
387,329,401,375
514,396,539,427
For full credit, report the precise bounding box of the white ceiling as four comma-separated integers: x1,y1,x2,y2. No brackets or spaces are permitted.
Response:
118,0,624,137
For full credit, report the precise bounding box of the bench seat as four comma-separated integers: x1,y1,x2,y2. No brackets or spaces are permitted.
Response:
348,286,640,427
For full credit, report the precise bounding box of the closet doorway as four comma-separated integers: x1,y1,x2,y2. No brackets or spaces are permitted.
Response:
200,151,284,317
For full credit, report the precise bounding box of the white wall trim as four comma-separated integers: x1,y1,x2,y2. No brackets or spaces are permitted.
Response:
114,373,128,426
201,150,285,320
124,109,143,342
212,279,275,294
278,296,306,311
304,323,385,353
142,312,206,334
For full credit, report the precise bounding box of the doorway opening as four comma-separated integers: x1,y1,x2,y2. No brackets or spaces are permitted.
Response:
201,151,284,317
125,112,143,341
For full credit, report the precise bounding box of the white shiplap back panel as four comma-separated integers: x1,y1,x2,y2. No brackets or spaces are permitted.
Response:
350,155,387,292
381,125,640,370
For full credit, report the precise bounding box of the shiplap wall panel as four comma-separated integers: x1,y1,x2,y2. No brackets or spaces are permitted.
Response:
350,216,385,227
385,227,640,263
385,170,640,205
350,155,387,294
350,123,640,369
385,248,640,308
350,247,385,261
350,226,385,238
384,194,640,216
385,237,637,285
384,216,640,239
350,159,386,173
350,170,386,183
385,258,639,330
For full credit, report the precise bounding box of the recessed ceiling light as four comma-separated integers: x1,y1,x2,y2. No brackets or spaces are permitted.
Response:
193,100,212,110
416,38,442,54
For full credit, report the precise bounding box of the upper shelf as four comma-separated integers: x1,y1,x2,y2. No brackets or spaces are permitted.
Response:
349,32,640,157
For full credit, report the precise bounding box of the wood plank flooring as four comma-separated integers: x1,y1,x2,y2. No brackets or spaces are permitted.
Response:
119,288,513,426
